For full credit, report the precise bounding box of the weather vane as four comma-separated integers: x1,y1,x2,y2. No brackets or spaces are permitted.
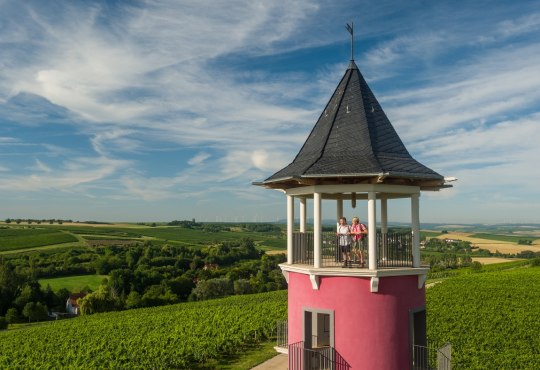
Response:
346,22,354,61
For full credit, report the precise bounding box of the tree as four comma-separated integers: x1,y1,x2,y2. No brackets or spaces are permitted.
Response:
140,285,178,307
78,285,121,315
109,269,135,297
14,282,43,311
0,316,7,330
470,261,483,272
233,279,252,295
192,278,233,301
125,291,142,309
22,302,48,322
0,260,21,314
167,276,195,301
56,288,71,309
5,308,18,324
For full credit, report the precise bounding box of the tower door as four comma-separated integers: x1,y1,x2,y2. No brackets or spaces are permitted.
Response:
410,307,427,369
303,308,334,349
315,312,331,348
303,311,313,349
410,308,426,347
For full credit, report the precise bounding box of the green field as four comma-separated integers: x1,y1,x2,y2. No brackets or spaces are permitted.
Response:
0,290,287,369
469,233,539,243
39,275,109,292
0,224,286,254
421,230,443,238
0,228,78,252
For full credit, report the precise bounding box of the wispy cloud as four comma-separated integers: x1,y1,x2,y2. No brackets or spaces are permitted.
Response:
0,155,128,192
0,0,538,222
188,152,211,166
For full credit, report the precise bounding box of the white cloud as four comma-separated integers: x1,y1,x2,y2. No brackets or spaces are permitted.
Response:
32,159,52,173
188,152,211,166
381,44,540,140
0,155,127,192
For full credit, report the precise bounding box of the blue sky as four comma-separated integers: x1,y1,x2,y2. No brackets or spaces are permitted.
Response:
1,0,539,224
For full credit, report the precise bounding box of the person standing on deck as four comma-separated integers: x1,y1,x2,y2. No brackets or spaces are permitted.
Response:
350,217,368,267
337,217,352,267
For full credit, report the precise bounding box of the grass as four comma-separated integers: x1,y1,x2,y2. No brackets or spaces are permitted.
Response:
198,340,280,369
7,321,54,331
39,274,108,292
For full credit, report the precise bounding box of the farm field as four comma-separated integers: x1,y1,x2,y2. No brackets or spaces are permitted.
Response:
0,227,79,252
39,275,109,292
471,257,521,265
430,231,540,254
0,222,286,255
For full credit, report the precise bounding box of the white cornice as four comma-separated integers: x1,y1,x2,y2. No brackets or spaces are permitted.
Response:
285,184,420,197
280,263,430,279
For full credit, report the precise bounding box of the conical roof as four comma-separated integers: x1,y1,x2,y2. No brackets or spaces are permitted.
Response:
256,60,446,190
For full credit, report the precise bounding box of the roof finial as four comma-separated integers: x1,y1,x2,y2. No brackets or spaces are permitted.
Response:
346,22,354,61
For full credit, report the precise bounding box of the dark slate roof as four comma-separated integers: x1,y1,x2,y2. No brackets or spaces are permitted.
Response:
257,60,445,189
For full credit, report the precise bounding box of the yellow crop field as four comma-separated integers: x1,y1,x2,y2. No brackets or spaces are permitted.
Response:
431,232,540,254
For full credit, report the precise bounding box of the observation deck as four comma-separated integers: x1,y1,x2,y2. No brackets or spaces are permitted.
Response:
280,230,429,292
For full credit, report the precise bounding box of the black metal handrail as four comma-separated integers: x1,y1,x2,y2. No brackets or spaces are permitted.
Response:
276,320,288,349
412,343,452,370
292,231,414,268
289,341,351,370
378,232,413,268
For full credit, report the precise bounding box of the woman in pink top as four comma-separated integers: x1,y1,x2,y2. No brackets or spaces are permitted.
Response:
350,217,368,267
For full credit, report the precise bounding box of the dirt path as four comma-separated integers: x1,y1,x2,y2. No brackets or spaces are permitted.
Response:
251,354,288,370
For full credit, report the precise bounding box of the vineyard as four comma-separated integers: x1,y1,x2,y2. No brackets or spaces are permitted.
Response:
427,266,540,369
0,290,287,369
2,257,540,368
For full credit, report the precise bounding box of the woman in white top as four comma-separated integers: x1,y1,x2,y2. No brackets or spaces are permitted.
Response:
337,217,352,267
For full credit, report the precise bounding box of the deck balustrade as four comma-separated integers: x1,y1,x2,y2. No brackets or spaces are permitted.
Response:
292,231,413,268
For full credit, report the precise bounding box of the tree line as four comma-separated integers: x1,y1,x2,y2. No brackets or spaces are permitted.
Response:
0,238,286,326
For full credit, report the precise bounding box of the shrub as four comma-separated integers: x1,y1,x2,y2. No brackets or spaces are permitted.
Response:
0,317,8,330
470,261,483,272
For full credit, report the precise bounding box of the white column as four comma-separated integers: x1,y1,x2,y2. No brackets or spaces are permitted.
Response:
300,197,307,233
411,193,420,268
287,195,294,264
336,197,343,228
380,197,388,262
380,197,388,234
314,192,322,268
368,191,377,270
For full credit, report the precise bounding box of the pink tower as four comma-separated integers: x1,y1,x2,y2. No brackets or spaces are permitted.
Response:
254,34,452,370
